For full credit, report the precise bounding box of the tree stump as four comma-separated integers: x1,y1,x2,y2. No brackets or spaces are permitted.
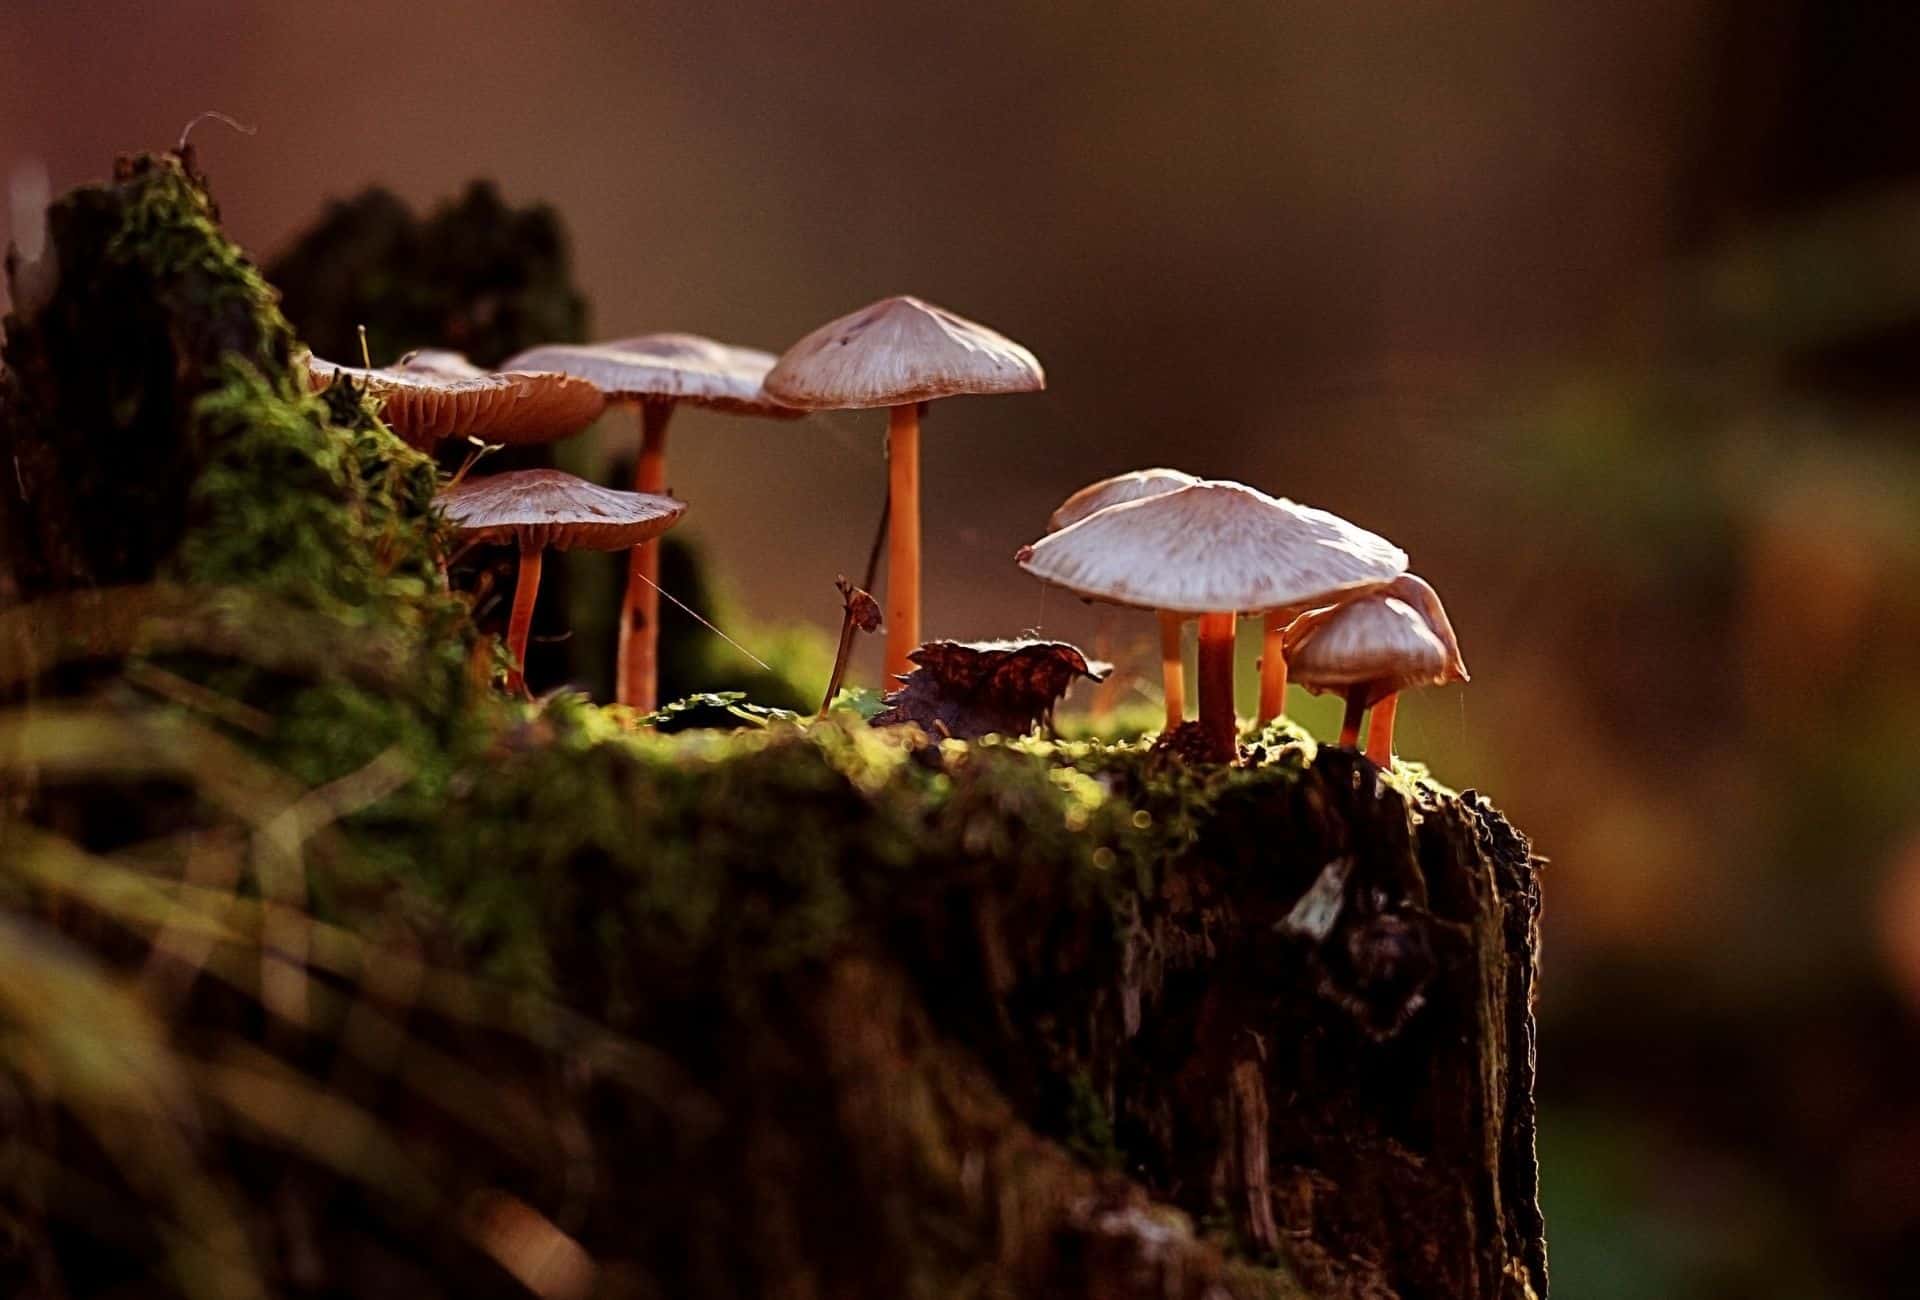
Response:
0,152,1546,1300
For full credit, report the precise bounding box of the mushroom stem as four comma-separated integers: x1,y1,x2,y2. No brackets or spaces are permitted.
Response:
1257,610,1290,724
1084,621,1111,718
1364,693,1399,765
1158,610,1185,729
1339,690,1365,749
505,539,545,697
1196,611,1239,762
617,399,675,711
884,403,921,679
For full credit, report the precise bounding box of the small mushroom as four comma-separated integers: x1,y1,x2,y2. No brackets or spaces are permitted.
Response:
304,356,605,450
764,296,1045,681
1017,481,1405,763
1046,468,1201,729
503,335,801,712
1283,575,1468,764
435,468,686,696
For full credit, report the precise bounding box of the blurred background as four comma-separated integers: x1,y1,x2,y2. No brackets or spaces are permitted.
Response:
6,1,1920,1294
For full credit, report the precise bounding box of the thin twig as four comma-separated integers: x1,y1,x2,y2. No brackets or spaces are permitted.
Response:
860,494,889,595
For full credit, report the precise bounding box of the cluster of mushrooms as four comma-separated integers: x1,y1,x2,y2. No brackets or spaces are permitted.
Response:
305,295,1467,766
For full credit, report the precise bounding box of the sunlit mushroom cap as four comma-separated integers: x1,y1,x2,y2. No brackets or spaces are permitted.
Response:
1017,480,1406,616
391,349,486,379
1378,574,1468,681
1047,467,1201,533
503,334,800,417
1285,575,1469,707
306,357,606,449
763,295,1045,409
435,468,685,552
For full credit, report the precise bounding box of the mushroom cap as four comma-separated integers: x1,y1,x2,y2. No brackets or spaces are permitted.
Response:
1285,575,1469,707
1378,574,1469,681
391,349,487,379
503,334,801,417
1047,467,1201,533
306,356,606,449
762,295,1045,410
435,468,686,552
1016,480,1407,616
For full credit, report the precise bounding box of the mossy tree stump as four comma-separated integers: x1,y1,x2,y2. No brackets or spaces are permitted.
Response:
0,153,1545,1300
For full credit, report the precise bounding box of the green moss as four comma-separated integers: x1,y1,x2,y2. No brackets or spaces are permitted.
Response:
1063,1069,1122,1170
3,153,492,792
354,704,1330,1019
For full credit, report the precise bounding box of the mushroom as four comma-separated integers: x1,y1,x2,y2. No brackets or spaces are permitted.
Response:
435,468,686,696
1283,574,1468,765
1046,468,1201,729
1017,481,1405,763
304,356,605,451
763,296,1045,680
502,334,801,711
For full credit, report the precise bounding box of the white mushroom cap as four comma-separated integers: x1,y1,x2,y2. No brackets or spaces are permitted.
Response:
435,468,686,553
1377,574,1468,681
1016,480,1406,616
762,295,1044,410
305,356,606,449
1047,468,1200,533
503,334,800,417
1285,575,1470,706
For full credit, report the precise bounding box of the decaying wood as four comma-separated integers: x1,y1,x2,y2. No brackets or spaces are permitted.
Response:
873,745,1547,1300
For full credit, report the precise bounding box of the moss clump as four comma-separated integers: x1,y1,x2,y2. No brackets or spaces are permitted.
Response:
1,153,491,789
2,154,290,594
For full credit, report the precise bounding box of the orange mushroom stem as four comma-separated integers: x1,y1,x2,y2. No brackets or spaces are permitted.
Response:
1339,690,1366,749
618,399,676,710
1257,610,1290,724
1158,610,1186,728
505,539,544,697
1196,611,1239,762
885,402,922,679
1364,693,1399,765
1090,620,1118,719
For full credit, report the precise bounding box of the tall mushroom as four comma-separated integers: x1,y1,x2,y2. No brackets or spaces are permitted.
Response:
435,468,686,696
763,296,1045,680
1017,480,1405,763
1046,468,1201,729
503,335,801,711
1283,574,1468,765
304,356,605,451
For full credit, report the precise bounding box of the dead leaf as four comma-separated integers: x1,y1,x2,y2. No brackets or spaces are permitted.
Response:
871,638,1106,740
